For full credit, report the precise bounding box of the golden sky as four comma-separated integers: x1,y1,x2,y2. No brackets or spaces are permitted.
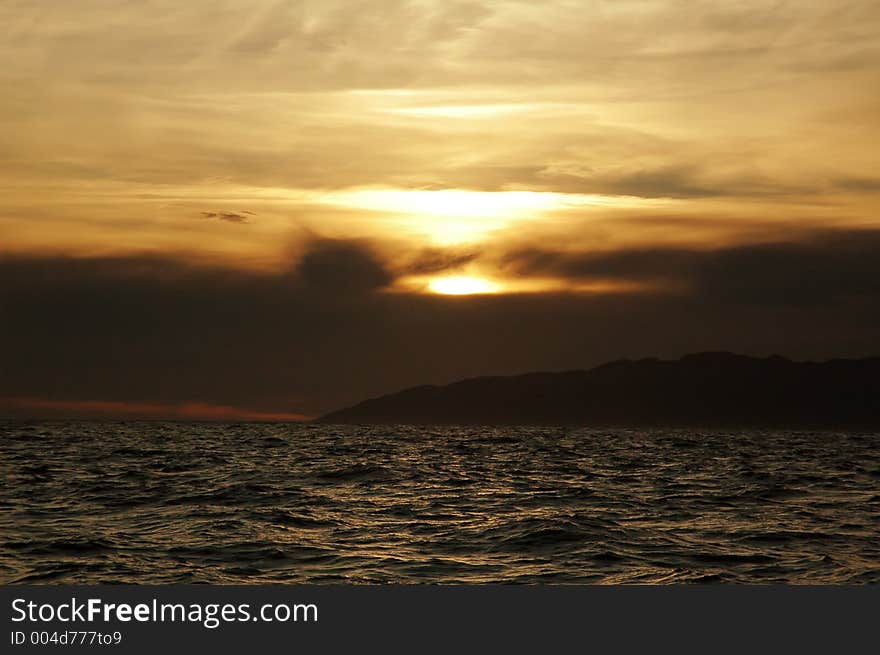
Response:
2,1,880,418
4,1,879,293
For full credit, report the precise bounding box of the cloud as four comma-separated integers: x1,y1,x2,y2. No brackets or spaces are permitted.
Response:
398,248,480,275
1,0,878,273
502,229,880,306
540,165,722,199
502,230,880,306
836,177,880,192
530,165,812,200
200,210,254,223
292,238,393,295
2,230,879,417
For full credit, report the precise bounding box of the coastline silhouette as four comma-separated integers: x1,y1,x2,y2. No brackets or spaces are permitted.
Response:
319,352,880,427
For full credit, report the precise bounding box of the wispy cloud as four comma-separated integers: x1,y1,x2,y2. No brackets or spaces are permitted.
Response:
200,210,255,224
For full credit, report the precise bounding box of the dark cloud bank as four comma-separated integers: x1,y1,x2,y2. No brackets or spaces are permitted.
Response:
1,231,879,418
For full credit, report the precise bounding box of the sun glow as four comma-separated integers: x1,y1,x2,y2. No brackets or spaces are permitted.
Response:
317,188,616,245
428,276,499,295
321,188,569,218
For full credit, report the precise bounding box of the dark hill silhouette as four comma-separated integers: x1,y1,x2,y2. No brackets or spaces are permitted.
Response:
318,352,880,428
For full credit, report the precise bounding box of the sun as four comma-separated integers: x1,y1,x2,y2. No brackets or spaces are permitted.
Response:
428,276,498,295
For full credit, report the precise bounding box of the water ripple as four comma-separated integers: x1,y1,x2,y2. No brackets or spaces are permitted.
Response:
1,421,878,583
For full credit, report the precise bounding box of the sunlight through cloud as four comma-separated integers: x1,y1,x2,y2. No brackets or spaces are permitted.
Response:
428,276,499,295
316,188,622,244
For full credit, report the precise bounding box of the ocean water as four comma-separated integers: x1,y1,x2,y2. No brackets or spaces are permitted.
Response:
1,421,878,584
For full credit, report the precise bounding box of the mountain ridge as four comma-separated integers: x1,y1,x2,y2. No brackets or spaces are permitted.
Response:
317,352,880,428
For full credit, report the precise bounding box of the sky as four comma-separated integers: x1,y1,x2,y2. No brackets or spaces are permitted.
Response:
2,0,879,419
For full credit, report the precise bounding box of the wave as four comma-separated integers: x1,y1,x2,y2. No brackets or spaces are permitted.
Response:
1,422,878,584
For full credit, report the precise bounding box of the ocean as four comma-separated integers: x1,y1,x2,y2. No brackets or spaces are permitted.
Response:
1,421,878,583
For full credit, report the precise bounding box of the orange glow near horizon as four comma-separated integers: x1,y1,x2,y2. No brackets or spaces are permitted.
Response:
0,397,311,422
